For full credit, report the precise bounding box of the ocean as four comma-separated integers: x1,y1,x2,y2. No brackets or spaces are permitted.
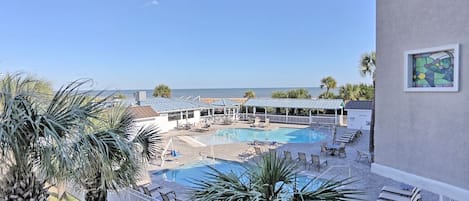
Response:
95,87,337,99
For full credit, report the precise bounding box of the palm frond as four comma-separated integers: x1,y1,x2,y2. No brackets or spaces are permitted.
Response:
294,177,365,201
129,125,161,162
190,165,261,201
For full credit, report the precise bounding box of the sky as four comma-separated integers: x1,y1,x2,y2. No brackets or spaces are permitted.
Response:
0,0,375,90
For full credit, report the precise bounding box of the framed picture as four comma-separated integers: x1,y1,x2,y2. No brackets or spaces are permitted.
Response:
404,44,459,92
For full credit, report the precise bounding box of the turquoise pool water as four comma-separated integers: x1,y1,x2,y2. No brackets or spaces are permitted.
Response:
153,159,322,190
193,128,326,145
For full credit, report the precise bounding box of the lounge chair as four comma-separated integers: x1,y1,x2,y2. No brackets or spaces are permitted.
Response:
355,150,371,163
378,189,421,201
254,147,263,155
297,152,308,169
310,154,328,171
381,186,419,197
251,117,260,127
283,150,292,161
261,118,270,128
193,122,209,132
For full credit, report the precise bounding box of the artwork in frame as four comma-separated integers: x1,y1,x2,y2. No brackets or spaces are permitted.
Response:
404,44,459,92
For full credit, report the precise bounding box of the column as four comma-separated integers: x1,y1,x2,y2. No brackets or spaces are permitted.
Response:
253,107,256,117
334,109,337,125
309,110,312,124
264,107,267,121
286,108,288,123
245,106,248,120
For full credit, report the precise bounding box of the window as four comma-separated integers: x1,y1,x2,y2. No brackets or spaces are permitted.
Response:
404,44,459,92
168,112,181,121
182,111,194,119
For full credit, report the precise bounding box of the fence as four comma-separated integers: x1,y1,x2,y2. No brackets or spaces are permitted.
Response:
107,188,160,201
239,113,337,125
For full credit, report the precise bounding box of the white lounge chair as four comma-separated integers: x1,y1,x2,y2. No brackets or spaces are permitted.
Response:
378,188,421,201
381,186,419,197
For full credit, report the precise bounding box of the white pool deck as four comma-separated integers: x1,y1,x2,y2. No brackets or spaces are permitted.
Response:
141,122,439,201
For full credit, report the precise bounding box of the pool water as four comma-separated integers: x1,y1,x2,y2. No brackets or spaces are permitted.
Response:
153,159,323,190
193,128,326,145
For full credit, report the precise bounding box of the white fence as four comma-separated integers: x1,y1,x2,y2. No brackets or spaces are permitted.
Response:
239,113,337,125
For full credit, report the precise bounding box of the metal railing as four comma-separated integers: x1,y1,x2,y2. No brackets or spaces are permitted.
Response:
239,113,337,125
107,188,160,201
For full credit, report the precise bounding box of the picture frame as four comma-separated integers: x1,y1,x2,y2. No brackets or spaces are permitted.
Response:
404,44,459,92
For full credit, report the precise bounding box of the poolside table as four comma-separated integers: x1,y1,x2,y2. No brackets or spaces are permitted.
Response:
326,144,340,156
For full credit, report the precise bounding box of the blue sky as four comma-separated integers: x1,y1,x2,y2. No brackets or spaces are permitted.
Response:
0,0,375,90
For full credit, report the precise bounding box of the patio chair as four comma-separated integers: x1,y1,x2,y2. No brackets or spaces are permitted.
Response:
283,150,292,161
355,150,371,163
320,142,331,155
159,190,182,201
140,183,163,196
310,154,328,172
381,186,419,198
337,143,346,158
297,152,308,169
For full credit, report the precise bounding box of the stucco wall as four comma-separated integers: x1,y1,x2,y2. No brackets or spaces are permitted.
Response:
345,109,371,130
375,0,469,191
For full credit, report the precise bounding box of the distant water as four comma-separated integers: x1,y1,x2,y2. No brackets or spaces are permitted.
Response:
92,87,336,99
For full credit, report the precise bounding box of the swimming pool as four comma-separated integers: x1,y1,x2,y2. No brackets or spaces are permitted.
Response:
153,159,322,190
192,128,326,145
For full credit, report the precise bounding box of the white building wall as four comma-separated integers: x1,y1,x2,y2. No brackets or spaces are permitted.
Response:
345,109,371,130
133,110,202,134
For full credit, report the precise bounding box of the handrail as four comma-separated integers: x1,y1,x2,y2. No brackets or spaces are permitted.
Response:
160,138,173,167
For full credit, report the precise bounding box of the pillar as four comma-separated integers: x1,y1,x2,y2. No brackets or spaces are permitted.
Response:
286,108,288,123
334,109,337,125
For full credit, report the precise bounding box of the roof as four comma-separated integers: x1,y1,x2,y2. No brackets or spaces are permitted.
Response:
345,101,372,110
243,98,344,109
141,97,211,113
128,106,159,119
211,98,240,108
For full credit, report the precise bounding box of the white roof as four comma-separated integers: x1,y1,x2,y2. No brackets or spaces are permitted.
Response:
141,98,211,113
243,98,344,110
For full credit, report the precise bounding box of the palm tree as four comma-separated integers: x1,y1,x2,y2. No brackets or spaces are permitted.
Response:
153,84,171,98
320,76,337,94
190,153,364,200
287,88,311,99
359,51,376,161
0,73,105,200
0,73,162,201
339,84,361,101
76,106,161,201
271,91,288,98
318,91,336,99
244,90,256,99
358,83,374,100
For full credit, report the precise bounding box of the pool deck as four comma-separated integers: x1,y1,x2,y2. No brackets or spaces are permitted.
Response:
142,121,439,201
